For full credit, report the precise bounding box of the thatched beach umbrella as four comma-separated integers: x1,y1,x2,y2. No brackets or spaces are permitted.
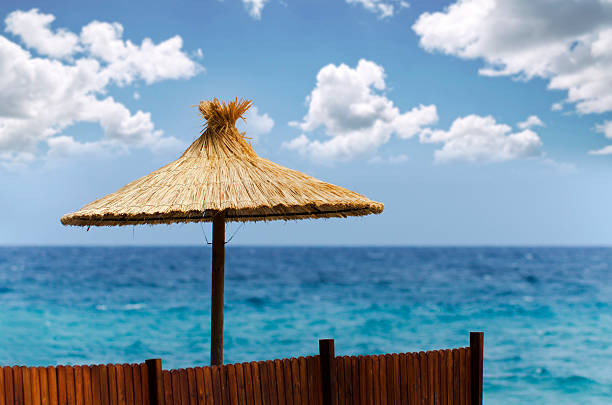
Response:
61,98,383,365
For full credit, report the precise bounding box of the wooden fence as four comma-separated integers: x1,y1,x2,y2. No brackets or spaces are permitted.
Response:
0,332,483,405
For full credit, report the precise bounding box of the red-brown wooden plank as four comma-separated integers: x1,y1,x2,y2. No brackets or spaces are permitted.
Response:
287,357,302,405
347,357,355,405
251,363,263,405
235,364,247,405
116,366,127,405
419,353,428,405
139,365,149,405
459,350,466,405
74,367,83,405
357,357,366,405
80,367,91,405
56,366,66,405
186,369,197,405
407,354,416,405
369,356,379,405
242,364,253,405
282,359,293,405
452,351,459,405
211,367,222,405
107,366,117,405
4,367,15,405
202,368,214,405
297,357,307,405
179,370,190,405
438,352,446,405
352,357,360,405
273,360,284,405
334,356,343,405
393,355,400,405
3,366,15,405
466,350,471,405
170,371,180,405
21,367,32,405
162,371,172,405
226,365,238,405
39,368,49,405
434,352,441,405
445,351,452,405
102,366,112,405
385,355,394,405
131,366,142,405
90,366,101,405
193,368,205,405
221,367,231,405
13,366,24,405
32,367,42,405
265,361,277,405
398,354,407,405
305,358,316,405
66,366,76,405
123,366,135,405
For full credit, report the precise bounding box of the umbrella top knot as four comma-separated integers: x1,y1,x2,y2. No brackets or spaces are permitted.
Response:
199,98,253,133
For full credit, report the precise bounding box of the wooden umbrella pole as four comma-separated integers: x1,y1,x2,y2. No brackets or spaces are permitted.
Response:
211,211,226,366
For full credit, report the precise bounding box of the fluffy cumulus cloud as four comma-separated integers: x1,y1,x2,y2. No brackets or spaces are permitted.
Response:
420,115,543,163
242,0,268,20
346,0,410,18
0,9,202,169
413,0,612,115
517,115,544,130
244,107,274,140
589,121,612,155
284,59,438,161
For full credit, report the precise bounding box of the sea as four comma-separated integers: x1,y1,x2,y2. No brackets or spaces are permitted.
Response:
0,247,610,404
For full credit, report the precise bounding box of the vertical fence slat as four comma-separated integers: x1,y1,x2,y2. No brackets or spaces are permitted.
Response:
252,363,264,405
162,371,172,405
445,351,452,405
211,367,222,405
272,360,284,405
469,332,483,405
100,366,111,405
236,364,247,405
108,366,118,405
257,362,269,405
221,366,231,405
392,355,400,405
335,357,344,405
298,358,308,405
170,371,180,405
66,366,76,405
358,357,366,405
0,365,5,405
91,366,101,405
266,361,278,405
116,366,127,405
14,366,24,405
385,355,394,405
459,350,467,405
194,368,206,405
226,365,238,405
398,354,407,405
203,368,214,405
438,352,446,405
179,369,190,405
22,367,32,405
347,357,355,405
306,357,316,405
242,364,254,405
32,367,42,405
139,365,149,405
124,365,136,405
39,368,49,405
80,367,91,405
74,367,83,405
371,356,379,405
319,340,336,405
283,359,294,405
56,366,66,405
131,366,142,405
186,368,197,405
4,367,14,405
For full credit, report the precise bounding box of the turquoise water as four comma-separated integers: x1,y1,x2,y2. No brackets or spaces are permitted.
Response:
0,247,610,404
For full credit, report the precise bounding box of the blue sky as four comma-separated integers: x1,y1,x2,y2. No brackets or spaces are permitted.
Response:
1,0,612,245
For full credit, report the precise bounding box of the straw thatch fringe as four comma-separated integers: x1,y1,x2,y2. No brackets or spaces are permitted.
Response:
61,98,383,227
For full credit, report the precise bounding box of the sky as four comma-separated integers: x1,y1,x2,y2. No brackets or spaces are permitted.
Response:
1,0,612,246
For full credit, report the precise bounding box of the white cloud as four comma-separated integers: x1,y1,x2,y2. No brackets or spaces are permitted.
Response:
242,0,268,20
589,121,612,155
244,106,274,140
0,9,201,168
517,115,544,129
5,8,79,59
413,0,612,114
346,0,409,18
551,102,564,111
285,59,438,161
419,115,543,163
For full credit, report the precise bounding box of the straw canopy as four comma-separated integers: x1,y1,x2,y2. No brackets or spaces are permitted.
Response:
61,98,384,227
